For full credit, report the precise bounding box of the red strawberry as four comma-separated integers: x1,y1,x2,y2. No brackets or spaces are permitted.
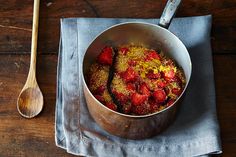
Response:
149,98,160,112
120,47,129,55
128,60,137,66
126,83,136,91
172,76,183,87
139,83,151,96
93,85,105,94
157,80,167,88
131,93,148,106
121,67,137,83
166,99,175,107
153,89,167,103
106,102,117,111
163,69,175,80
97,47,113,65
171,88,182,96
145,50,160,61
94,95,105,104
147,71,161,79
151,104,159,112
113,91,128,104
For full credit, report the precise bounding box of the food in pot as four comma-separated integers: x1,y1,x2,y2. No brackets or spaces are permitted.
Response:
87,45,186,115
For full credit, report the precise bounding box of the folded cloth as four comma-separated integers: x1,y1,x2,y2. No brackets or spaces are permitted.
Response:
55,15,222,157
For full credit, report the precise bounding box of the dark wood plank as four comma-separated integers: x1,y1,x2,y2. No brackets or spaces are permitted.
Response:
0,54,73,157
214,54,236,156
0,0,235,54
0,54,235,156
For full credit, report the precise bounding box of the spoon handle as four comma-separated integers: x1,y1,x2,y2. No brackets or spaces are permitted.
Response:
29,0,40,78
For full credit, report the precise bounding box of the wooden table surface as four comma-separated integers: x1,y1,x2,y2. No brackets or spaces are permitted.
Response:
0,0,235,156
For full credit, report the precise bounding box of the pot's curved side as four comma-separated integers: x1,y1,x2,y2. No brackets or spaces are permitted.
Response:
84,86,181,139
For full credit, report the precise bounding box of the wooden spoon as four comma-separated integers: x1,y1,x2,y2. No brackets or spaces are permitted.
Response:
17,0,43,118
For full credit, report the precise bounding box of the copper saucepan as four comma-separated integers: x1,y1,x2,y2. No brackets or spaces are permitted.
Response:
82,0,192,139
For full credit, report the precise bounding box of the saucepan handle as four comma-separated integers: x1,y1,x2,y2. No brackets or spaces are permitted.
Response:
158,0,182,29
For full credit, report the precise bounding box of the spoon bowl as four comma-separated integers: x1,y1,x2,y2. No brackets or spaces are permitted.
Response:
17,86,43,118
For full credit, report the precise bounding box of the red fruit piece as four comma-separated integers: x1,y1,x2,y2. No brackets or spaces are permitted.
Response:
147,71,161,79
121,67,137,83
153,89,167,103
151,104,159,112
94,95,105,103
163,69,175,80
139,83,151,96
167,99,175,107
145,50,161,61
157,80,167,88
106,102,117,111
126,83,136,91
128,60,137,66
113,91,128,104
172,76,183,87
171,88,182,96
120,47,129,55
149,98,160,112
131,93,148,106
93,85,105,94
97,47,113,65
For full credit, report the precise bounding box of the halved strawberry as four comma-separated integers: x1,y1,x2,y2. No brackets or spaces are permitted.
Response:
166,99,175,107
145,50,161,61
94,95,105,104
120,47,129,55
128,60,137,66
147,71,161,79
97,47,113,65
153,89,167,103
113,91,128,104
126,83,136,91
163,69,175,80
172,76,183,87
148,98,160,112
131,93,148,106
139,83,151,96
121,67,137,83
157,80,167,88
93,85,105,94
106,102,117,111
171,88,182,96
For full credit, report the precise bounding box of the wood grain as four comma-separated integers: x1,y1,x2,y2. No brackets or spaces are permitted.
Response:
0,55,73,157
0,0,235,156
0,54,235,156
0,0,235,54
214,55,236,156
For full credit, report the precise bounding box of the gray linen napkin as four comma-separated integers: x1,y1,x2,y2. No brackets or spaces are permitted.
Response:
55,15,222,157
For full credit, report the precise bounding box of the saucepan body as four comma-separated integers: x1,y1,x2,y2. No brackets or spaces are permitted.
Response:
82,0,191,139
82,22,191,139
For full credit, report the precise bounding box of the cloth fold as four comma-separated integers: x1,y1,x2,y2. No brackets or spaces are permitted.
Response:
55,15,222,157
